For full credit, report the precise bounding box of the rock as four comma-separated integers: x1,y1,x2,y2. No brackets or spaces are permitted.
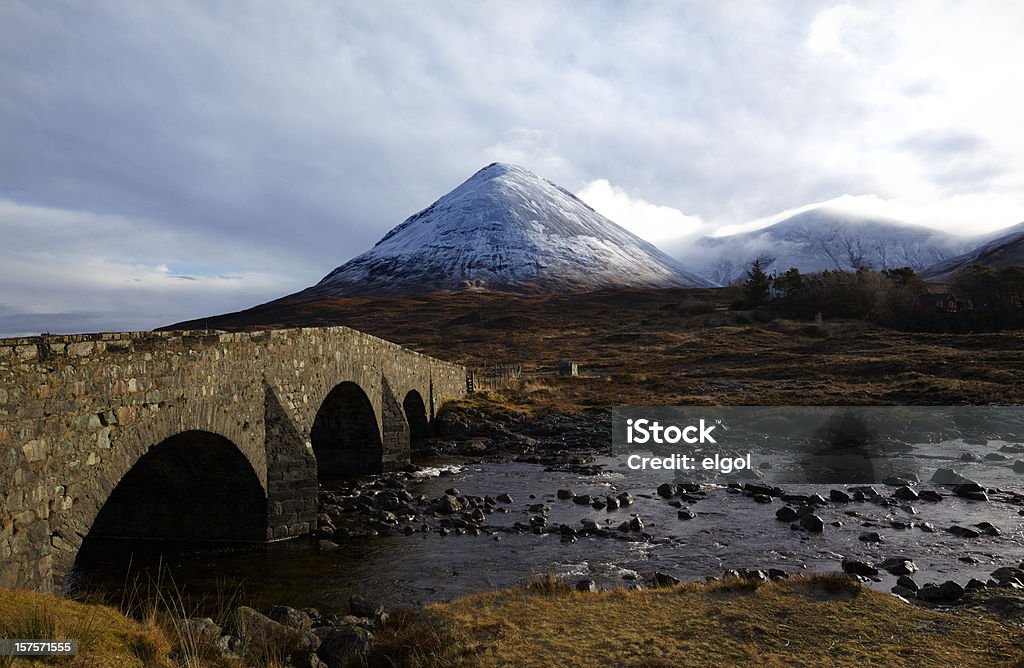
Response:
960,452,981,462
557,489,575,500
318,540,340,552
317,626,374,665
739,569,769,582
629,516,645,532
891,585,916,600
939,580,965,602
966,578,987,590
444,487,461,496
984,452,1008,461
652,572,680,588
883,475,918,486
775,507,798,522
752,494,772,504
799,513,824,532
948,525,982,539
930,468,975,485
807,494,828,505
842,559,878,577
991,567,1024,583
616,492,634,506
878,558,917,576
918,522,936,533
591,498,607,510
953,483,988,502
677,509,696,520
897,575,919,591
918,490,943,503
497,493,514,504
349,595,384,619
575,578,598,592
918,580,965,604
226,606,294,648
572,495,594,505
657,483,679,498
767,568,789,581
859,531,883,543
1014,460,1024,474
183,617,221,644
268,606,313,632
744,484,782,497
975,521,1000,536
829,489,852,503
893,486,918,501
605,496,620,510
437,494,464,514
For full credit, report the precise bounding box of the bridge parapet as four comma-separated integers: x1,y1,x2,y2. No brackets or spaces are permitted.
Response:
0,326,466,591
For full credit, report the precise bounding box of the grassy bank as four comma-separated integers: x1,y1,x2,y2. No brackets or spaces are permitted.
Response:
3,575,1023,667
365,575,1024,668
0,587,171,667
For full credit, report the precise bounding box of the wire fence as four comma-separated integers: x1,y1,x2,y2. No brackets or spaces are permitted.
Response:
467,363,523,392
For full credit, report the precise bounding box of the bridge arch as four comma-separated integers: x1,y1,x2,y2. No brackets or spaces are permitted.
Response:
81,430,268,545
311,380,383,479
403,389,431,442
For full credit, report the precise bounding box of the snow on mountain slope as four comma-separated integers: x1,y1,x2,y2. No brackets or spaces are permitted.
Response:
683,209,972,285
306,163,714,296
922,222,1024,280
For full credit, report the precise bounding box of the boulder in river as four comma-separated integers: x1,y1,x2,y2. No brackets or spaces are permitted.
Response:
948,525,982,539
657,483,679,498
841,559,878,577
878,558,918,576
799,513,824,532
829,489,851,503
775,507,798,522
893,486,918,501
930,468,975,485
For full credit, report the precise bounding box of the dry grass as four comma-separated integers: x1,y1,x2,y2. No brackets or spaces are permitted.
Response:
388,574,1024,668
0,588,172,667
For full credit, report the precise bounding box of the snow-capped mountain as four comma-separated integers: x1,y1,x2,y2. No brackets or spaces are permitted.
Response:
305,163,714,296
683,209,971,284
922,222,1024,280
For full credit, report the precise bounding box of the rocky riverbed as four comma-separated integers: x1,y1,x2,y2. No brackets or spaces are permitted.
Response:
70,406,1024,664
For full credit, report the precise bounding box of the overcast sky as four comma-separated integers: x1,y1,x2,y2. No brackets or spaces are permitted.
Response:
3,1,1024,336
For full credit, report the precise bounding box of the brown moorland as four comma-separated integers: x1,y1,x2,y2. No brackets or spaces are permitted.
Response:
168,287,1024,409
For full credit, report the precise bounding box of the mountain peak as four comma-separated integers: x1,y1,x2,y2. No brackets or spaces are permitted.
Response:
309,164,714,296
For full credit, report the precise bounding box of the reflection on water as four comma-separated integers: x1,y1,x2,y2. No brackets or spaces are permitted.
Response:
70,453,1024,616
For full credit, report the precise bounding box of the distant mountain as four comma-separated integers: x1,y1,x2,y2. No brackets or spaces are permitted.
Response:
302,162,714,296
922,222,1024,281
684,209,971,284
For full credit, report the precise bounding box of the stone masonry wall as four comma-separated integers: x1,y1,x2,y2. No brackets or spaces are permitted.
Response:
0,326,466,592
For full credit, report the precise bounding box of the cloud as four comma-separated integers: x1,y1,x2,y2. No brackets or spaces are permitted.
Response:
576,179,706,243
0,199,305,336
1,1,1024,334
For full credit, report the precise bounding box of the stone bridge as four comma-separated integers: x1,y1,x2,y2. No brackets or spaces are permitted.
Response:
0,326,466,592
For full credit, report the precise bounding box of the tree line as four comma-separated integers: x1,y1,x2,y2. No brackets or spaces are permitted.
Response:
734,260,1024,331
